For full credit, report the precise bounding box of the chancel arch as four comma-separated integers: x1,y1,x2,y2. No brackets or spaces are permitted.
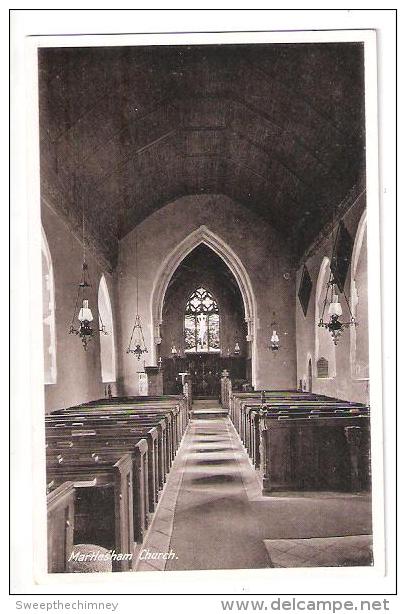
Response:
158,243,250,396
151,225,258,387
98,275,117,383
41,227,57,385
315,256,336,379
350,211,369,379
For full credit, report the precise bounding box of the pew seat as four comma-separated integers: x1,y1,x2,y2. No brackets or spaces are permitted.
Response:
47,452,134,571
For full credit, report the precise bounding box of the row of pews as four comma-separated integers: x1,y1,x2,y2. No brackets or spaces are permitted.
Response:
46,394,188,573
228,390,371,495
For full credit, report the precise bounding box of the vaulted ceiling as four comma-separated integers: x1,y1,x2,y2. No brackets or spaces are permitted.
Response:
38,42,366,267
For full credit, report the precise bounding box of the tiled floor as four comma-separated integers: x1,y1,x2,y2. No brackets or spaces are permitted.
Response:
264,535,373,568
135,403,373,572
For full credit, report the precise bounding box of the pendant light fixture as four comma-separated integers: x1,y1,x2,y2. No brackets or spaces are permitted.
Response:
270,330,280,352
69,196,106,350
318,221,357,345
127,230,148,360
318,271,356,345
268,312,280,352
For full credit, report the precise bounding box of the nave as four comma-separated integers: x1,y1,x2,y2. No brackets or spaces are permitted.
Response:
46,391,372,574
40,41,372,575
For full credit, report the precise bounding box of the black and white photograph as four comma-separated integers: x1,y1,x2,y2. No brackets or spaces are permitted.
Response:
10,9,397,602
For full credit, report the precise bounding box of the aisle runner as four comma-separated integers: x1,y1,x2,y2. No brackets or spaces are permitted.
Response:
166,416,270,571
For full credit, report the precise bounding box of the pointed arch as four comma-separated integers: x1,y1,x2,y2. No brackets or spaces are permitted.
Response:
350,210,369,379
41,227,57,384
98,275,117,383
150,225,258,385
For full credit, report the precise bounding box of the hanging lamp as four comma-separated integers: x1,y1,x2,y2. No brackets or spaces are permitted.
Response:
268,312,280,352
69,198,107,350
270,330,280,352
127,230,148,360
318,272,356,345
318,221,357,345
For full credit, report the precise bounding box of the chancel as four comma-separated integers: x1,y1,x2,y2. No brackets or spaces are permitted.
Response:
40,41,372,574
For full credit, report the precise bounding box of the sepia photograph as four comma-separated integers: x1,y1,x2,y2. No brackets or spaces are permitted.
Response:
11,13,396,597
35,33,379,576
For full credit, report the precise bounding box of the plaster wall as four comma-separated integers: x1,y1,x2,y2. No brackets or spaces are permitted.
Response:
118,194,297,394
42,204,119,412
295,195,369,404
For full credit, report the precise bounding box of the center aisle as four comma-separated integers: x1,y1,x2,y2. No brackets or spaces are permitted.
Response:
136,403,270,571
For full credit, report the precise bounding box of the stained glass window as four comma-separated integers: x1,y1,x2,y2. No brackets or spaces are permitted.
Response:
184,287,220,353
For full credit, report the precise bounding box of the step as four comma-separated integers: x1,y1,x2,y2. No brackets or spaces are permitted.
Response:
191,408,229,419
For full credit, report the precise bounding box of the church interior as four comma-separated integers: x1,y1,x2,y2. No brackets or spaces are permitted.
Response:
40,42,372,573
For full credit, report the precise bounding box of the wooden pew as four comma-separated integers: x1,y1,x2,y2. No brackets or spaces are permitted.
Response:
46,420,159,510
51,408,174,464
243,400,367,461
47,481,75,573
46,452,134,571
46,394,190,570
53,403,182,460
228,389,371,494
47,419,160,513
230,390,360,445
73,395,188,436
46,437,149,543
239,397,365,465
259,413,371,494
230,391,334,433
47,406,178,527
248,404,369,469
48,409,173,494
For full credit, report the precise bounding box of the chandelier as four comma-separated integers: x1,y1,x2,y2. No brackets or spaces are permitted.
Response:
318,272,356,345
268,312,280,352
270,330,280,352
69,201,107,350
127,230,148,360
318,221,357,345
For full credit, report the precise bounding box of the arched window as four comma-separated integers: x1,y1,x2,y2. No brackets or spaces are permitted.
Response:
184,287,220,353
315,257,336,378
42,228,57,384
98,275,116,382
350,212,369,379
